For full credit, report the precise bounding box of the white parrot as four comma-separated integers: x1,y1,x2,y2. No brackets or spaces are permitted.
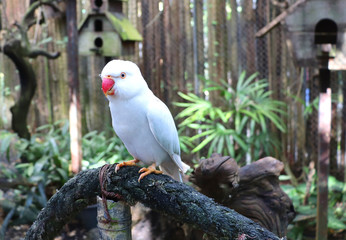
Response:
100,60,190,182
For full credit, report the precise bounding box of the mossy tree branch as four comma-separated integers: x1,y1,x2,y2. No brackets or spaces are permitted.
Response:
24,165,281,240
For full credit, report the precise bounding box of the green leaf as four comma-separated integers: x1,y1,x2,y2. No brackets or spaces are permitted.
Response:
279,175,291,181
21,194,34,218
231,132,248,151
239,109,258,121
225,136,234,157
238,115,249,132
192,133,217,152
296,205,316,216
36,182,48,206
34,156,48,173
15,163,31,169
56,168,68,181
0,134,13,156
216,135,225,153
186,123,211,130
177,92,198,102
83,130,98,139
189,129,215,141
328,213,346,230
49,138,59,155
208,136,220,157
234,112,241,132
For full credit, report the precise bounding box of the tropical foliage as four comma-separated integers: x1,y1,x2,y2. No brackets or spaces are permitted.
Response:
175,71,286,162
82,130,131,169
0,121,130,228
0,121,71,226
281,174,346,239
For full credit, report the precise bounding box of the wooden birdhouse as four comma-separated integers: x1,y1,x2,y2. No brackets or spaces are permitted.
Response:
78,0,142,57
283,0,346,70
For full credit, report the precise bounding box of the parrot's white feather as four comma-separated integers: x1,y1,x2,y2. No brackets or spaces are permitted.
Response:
146,96,190,179
159,158,184,182
100,60,190,182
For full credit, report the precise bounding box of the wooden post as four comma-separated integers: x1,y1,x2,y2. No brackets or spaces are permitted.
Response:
97,196,132,240
316,87,331,240
66,0,82,174
192,0,199,96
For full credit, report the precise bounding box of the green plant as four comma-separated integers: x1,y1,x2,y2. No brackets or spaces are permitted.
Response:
281,175,346,239
82,130,131,170
0,121,71,222
1,121,70,187
175,71,286,161
288,93,319,118
0,121,131,231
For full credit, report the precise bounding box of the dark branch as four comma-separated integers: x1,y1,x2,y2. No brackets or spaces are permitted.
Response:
28,49,60,59
24,165,280,240
0,178,35,190
21,0,61,30
255,0,307,37
3,43,37,139
26,16,45,30
13,22,31,49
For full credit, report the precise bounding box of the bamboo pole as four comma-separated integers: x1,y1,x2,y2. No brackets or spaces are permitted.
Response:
163,0,172,103
244,0,255,75
66,0,82,174
97,196,132,240
192,0,200,95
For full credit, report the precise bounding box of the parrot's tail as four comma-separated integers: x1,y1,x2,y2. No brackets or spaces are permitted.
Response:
160,154,190,182
172,154,190,173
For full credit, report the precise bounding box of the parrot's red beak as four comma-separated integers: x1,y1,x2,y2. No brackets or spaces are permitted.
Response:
102,77,115,96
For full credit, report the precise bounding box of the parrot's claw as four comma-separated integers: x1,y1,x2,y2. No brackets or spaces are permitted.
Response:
115,159,140,172
138,164,163,182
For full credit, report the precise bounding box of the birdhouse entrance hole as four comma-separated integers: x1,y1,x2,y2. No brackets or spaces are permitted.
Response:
94,0,103,8
94,19,103,32
314,19,337,44
94,37,103,48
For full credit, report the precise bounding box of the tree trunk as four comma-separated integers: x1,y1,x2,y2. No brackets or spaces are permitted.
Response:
3,43,36,140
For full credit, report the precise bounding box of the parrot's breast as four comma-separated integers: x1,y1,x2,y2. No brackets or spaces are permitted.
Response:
109,96,170,166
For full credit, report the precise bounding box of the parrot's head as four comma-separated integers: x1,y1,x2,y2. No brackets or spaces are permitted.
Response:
100,60,148,99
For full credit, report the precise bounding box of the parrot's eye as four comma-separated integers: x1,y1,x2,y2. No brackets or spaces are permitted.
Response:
120,72,126,79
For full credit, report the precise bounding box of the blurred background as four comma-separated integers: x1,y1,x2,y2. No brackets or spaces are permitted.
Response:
0,0,345,239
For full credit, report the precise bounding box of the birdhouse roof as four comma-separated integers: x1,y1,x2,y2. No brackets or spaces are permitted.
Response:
78,11,142,42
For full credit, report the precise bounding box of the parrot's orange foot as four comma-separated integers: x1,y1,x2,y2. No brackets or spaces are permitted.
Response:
115,159,140,172
138,164,163,182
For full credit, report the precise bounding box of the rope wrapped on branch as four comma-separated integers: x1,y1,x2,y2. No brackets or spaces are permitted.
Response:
24,164,281,240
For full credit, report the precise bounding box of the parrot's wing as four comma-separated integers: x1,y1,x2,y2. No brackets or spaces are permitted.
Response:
146,96,189,173
146,96,180,156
